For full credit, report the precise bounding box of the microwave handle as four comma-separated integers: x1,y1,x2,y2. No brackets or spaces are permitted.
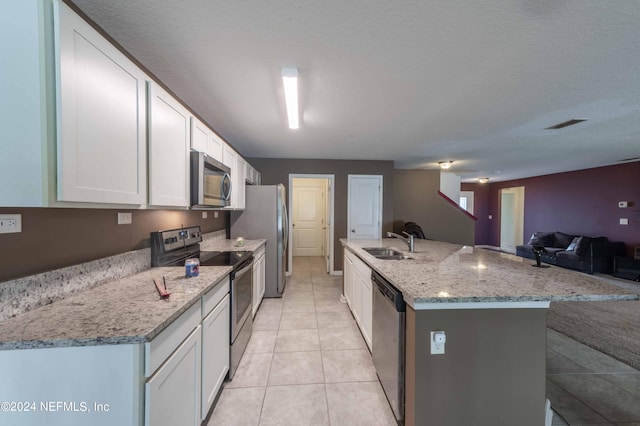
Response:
222,173,232,201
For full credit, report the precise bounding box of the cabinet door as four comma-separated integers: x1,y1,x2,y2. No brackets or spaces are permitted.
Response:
148,82,190,206
352,268,363,324
201,295,229,420
191,116,209,153
146,325,201,426
209,133,224,163
258,253,266,301
235,157,246,210
252,250,266,316
343,253,354,308
56,2,147,204
362,274,373,351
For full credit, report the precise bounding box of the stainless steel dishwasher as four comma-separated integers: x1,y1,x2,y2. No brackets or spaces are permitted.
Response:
372,271,405,422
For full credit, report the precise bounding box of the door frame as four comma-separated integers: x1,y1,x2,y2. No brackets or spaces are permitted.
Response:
347,174,383,240
288,174,336,276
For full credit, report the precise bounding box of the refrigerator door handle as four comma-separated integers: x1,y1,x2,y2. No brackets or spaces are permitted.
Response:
282,200,289,253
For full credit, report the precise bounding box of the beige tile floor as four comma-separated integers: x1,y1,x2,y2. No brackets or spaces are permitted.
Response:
208,256,397,426
210,256,640,425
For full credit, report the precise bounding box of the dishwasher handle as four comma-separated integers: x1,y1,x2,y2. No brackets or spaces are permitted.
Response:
372,271,405,312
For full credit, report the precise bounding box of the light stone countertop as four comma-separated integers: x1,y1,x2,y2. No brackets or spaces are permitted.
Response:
201,238,266,252
0,237,267,351
0,266,231,350
342,239,639,309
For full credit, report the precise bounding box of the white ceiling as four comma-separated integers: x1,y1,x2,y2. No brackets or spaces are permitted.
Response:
70,0,640,182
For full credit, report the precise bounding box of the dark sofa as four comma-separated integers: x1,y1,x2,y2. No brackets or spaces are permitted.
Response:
516,231,625,274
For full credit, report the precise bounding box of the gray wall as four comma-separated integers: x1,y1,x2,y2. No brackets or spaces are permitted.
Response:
248,158,395,271
393,169,475,245
405,306,547,426
0,208,227,282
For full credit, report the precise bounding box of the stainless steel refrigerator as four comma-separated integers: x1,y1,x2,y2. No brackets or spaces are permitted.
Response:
230,184,288,297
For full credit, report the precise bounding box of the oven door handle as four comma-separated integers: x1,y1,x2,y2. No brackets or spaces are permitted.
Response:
234,260,254,279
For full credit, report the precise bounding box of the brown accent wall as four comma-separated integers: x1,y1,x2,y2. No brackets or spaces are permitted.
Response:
393,169,475,245
405,306,547,426
0,208,227,282
247,158,395,271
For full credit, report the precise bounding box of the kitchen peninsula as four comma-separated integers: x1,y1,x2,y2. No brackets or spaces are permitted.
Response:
342,238,638,426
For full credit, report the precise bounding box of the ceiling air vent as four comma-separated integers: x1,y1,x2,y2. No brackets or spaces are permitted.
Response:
545,118,588,130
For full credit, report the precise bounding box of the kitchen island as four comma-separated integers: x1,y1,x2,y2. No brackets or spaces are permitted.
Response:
342,238,638,426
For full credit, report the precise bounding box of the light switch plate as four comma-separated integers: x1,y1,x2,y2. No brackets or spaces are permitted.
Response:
618,201,628,208
202,212,208,219
214,211,219,218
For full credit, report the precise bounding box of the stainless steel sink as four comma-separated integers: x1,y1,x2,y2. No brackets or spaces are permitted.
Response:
362,247,410,260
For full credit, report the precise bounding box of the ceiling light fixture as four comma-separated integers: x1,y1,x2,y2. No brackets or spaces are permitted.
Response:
438,161,454,170
281,67,299,129
478,177,490,184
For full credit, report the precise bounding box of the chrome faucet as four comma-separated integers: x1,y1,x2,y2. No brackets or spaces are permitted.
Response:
386,231,415,252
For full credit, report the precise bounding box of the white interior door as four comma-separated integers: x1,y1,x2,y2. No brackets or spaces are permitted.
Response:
292,178,325,256
500,186,525,253
348,175,382,239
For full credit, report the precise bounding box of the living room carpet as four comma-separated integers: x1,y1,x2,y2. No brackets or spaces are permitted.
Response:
547,300,640,370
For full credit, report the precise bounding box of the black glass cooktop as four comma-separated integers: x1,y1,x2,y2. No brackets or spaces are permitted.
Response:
199,251,253,268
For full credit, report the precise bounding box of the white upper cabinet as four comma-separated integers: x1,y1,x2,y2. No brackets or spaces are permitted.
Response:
55,1,147,205
148,82,191,207
191,116,225,163
222,144,236,170
208,132,224,163
190,116,209,154
235,156,246,210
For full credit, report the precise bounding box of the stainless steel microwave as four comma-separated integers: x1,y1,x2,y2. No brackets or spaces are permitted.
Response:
190,151,232,208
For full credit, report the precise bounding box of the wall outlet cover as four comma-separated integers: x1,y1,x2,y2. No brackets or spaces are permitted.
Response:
430,331,446,355
0,214,22,234
620,218,629,225
117,212,132,225
618,201,628,208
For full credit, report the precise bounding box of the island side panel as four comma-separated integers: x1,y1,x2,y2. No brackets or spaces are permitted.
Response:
406,306,547,426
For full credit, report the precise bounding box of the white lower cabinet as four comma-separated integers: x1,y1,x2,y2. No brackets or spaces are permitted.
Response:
343,249,373,351
201,292,229,420
252,245,266,316
145,325,201,426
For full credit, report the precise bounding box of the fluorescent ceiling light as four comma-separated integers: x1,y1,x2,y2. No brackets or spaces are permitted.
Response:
281,67,299,129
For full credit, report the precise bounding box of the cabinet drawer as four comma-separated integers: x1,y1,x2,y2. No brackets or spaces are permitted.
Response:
145,301,201,377
202,275,230,318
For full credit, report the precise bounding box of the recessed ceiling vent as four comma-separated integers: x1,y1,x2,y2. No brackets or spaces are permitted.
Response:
545,118,588,130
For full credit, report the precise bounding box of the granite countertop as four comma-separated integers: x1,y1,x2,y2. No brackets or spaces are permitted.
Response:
201,238,266,252
0,266,232,350
342,239,639,308
0,238,267,351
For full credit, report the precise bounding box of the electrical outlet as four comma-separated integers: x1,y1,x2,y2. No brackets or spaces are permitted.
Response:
620,218,629,225
619,201,628,208
430,331,446,355
0,214,22,234
202,212,208,219
117,212,132,225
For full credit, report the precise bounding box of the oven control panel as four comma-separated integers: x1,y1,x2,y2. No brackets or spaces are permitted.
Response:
150,226,203,266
